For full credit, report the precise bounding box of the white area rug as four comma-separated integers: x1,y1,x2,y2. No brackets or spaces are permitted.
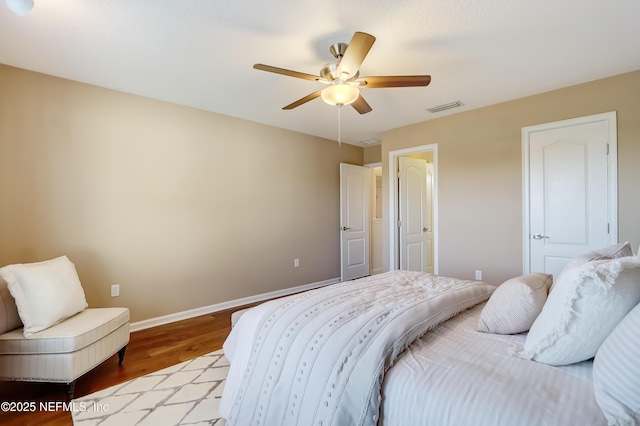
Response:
72,349,228,425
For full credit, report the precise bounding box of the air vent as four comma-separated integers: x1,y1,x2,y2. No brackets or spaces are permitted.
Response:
426,101,464,113
358,138,381,145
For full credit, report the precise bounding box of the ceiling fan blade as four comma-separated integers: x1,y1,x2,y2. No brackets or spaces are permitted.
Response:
351,94,372,114
360,75,431,88
336,32,376,80
254,64,322,82
283,90,322,110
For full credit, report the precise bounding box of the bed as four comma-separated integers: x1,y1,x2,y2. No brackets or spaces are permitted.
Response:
220,244,640,426
379,302,600,425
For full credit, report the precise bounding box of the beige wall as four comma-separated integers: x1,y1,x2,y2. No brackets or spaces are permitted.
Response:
0,65,363,322
383,70,640,285
363,145,382,164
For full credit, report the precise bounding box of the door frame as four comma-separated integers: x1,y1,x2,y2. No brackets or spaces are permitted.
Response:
388,144,439,273
521,111,618,274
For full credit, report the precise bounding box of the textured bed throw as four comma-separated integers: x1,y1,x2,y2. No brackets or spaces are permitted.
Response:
221,270,495,426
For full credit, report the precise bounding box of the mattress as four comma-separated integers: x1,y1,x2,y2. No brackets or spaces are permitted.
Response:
380,303,606,426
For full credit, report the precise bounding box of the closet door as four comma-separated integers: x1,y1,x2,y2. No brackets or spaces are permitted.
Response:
523,112,617,278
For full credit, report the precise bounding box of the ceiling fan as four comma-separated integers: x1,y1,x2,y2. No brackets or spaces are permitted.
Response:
254,31,431,114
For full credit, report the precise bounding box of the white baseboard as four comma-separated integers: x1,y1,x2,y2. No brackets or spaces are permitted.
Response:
130,277,341,332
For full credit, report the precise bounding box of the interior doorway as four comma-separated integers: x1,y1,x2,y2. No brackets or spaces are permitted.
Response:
340,162,385,280
367,163,384,275
340,163,370,281
388,144,438,273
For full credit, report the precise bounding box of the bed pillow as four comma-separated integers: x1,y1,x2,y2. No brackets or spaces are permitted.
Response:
0,277,22,333
476,273,552,334
0,256,88,337
593,303,640,425
516,256,640,366
549,241,633,292
564,241,633,273
593,241,633,258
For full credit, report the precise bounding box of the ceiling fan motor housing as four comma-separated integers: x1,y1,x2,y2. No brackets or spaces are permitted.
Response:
330,43,348,59
321,62,359,81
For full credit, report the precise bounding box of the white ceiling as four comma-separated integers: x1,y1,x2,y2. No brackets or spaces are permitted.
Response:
1,0,639,147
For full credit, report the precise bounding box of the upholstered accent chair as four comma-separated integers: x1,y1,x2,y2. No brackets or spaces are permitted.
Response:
0,257,130,398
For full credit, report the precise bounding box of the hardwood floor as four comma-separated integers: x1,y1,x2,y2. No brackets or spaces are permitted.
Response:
0,304,252,426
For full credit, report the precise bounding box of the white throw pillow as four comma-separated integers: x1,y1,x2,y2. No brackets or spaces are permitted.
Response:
0,256,88,337
477,273,552,334
593,303,640,425
0,277,22,333
516,256,640,366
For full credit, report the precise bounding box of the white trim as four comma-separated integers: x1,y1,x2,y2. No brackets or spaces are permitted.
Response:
387,144,439,273
129,277,340,332
364,161,382,168
521,111,618,273
522,128,531,274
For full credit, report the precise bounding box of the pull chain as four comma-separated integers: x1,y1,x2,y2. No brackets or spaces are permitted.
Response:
337,105,342,147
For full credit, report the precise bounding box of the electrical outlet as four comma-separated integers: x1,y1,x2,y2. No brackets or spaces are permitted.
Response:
474,270,482,280
294,258,300,268
111,284,120,297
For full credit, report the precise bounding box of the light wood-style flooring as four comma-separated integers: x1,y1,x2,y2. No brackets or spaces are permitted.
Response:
0,304,254,426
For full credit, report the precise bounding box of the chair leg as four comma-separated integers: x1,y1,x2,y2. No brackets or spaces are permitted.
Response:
117,345,127,365
67,380,76,399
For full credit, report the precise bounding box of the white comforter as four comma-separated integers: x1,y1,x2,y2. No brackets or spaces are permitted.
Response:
220,270,495,426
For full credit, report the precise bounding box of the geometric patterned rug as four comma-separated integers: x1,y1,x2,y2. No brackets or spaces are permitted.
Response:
72,349,227,425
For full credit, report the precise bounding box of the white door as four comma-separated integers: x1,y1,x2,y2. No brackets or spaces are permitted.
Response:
524,112,617,278
399,157,429,272
425,162,435,274
340,163,370,281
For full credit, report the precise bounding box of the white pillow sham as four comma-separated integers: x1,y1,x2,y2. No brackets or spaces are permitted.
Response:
515,256,640,366
477,273,552,334
0,256,88,337
593,303,640,425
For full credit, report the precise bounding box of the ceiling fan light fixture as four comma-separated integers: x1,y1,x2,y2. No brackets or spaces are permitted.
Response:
321,83,359,107
5,0,34,16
